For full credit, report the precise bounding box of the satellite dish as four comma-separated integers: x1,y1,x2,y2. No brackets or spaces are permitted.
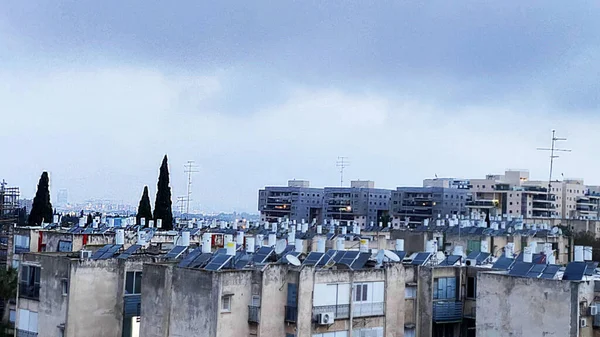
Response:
285,254,301,266
551,227,559,235
275,240,287,255
384,250,400,262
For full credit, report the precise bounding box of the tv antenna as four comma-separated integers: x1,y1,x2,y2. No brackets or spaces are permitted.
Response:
183,161,199,219
336,156,350,187
537,129,571,214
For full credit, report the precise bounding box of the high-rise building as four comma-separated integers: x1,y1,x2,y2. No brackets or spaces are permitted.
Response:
257,180,323,224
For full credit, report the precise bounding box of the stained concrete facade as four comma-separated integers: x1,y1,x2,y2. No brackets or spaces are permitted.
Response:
476,272,595,337
16,252,151,337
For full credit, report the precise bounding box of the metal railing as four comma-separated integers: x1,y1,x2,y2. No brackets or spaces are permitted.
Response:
18,284,40,300
16,330,38,337
248,305,260,323
433,301,463,322
285,306,298,322
353,302,384,317
313,304,350,320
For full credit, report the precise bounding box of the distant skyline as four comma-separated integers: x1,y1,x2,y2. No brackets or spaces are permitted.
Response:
2,2,600,213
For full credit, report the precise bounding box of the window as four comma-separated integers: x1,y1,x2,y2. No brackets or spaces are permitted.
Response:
312,332,348,337
467,277,476,298
433,277,456,300
17,309,38,334
8,310,15,323
404,327,416,337
14,235,30,253
251,295,260,307
405,286,417,299
354,284,368,302
353,327,383,337
221,295,232,312
58,240,73,252
125,271,142,295
61,279,69,296
20,265,40,300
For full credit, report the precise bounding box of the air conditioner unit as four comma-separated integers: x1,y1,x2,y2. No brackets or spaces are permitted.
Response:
580,318,587,328
465,259,477,267
318,312,335,325
590,305,598,316
80,250,92,259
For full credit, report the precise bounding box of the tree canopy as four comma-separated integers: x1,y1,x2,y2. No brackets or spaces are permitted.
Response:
154,155,173,230
137,186,153,227
27,172,53,226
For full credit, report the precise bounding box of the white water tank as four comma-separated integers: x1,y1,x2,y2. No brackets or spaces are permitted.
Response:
180,231,191,247
575,246,584,262
156,219,161,228
295,239,303,253
360,239,369,253
202,234,212,253
316,225,322,234
53,215,60,224
116,229,125,245
272,223,278,233
226,242,236,256
529,242,537,254
355,224,361,235
424,219,429,227
302,223,309,233
236,231,244,246
108,218,115,228
395,239,404,251
584,246,593,261
137,231,147,246
426,240,436,253
341,226,347,235
268,234,277,247
288,230,296,244
453,246,464,257
224,234,233,246
317,238,326,253
336,237,345,250
505,243,514,258
256,234,265,248
232,221,238,230
246,237,256,253
523,247,533,263
436,219,442,227
79,217,86,227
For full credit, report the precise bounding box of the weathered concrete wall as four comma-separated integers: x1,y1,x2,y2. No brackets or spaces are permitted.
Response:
417,266,432,337
140,264,173,337
384,264,405,337
66,259,122,337
297,266,316,337
35,255,70,337
258,264,289,337
168,267,218,337
216,270,254,337
476,272,575,337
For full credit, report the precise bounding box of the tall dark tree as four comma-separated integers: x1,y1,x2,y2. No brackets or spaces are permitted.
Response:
136,186,153,227
154,155,173,230
27,172,53,226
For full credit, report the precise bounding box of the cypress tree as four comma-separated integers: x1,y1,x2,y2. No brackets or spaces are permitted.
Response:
154,155,173,230
27,172,53,226
136,186,153,227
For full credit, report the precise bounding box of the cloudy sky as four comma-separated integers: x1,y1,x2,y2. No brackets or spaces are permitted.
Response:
1,2,599,212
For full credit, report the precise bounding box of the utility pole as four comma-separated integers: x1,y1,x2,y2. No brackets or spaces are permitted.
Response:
537,130,571,217
183,161,199,219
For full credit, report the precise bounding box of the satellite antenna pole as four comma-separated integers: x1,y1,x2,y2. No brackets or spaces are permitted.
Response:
336,156,350,187
537,129,571,217
183,161,199,220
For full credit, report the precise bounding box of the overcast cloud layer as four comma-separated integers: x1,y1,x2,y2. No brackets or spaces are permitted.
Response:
1,2,599,212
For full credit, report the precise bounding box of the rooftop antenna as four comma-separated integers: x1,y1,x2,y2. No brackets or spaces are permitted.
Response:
183,161,199,220
336,156,350,187
537,129,571,217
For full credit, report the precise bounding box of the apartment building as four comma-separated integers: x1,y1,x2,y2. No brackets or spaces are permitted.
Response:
258,180,324,224
323,181,391,227
390,187,468,227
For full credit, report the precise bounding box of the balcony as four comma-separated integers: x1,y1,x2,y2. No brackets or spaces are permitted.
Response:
14,246,30,254
465,200,497,209
248,305,260,323
313,304,350,320
353,302,384,317
433,301,463,323
16,330,38,337
18,283,40,300
285,306,298,323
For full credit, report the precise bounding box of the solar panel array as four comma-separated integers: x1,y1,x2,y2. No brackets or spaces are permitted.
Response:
189,254,212,268
540,265,560,279
563,261,587,280
439,255,462,266
165,246,188,259
466,251,491,265
338,251,360,266
525,264,546,278
350,252,371,269
394,251,407,261
204,255,233,271
492,257,514,270
317,250,337,267
117,245,142,260
303,252,325,266
178,248,204,267
411,252,432,266
585,262,599,276
91,244,113,259
252,247,274,263
508,262,534,277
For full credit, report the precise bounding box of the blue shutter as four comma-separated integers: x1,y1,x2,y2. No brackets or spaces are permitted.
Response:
287,283,297,306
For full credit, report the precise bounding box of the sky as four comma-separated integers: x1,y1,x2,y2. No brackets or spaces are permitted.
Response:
1,2,599,213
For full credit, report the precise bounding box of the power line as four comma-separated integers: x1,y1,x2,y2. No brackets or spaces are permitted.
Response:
336,156,350,187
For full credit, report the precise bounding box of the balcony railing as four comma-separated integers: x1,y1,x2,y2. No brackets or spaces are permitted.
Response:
433,301,463,323
313,304,350,320
285,306,298,322
248,305,260,323
353,302,384,317
18,283,40,300
16,330,38,337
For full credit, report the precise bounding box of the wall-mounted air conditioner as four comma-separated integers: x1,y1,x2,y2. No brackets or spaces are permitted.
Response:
80,250,92,259
580,318,587,328
465,259,477,266
318,312,335,325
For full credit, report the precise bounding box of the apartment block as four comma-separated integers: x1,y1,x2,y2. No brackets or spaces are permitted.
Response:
323,181,391,227
258,180,324,224
390,187,468,227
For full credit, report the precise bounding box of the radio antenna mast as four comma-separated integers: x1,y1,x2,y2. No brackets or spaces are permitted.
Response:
336,157,350,187
537,130,571,216
183,161,199,219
